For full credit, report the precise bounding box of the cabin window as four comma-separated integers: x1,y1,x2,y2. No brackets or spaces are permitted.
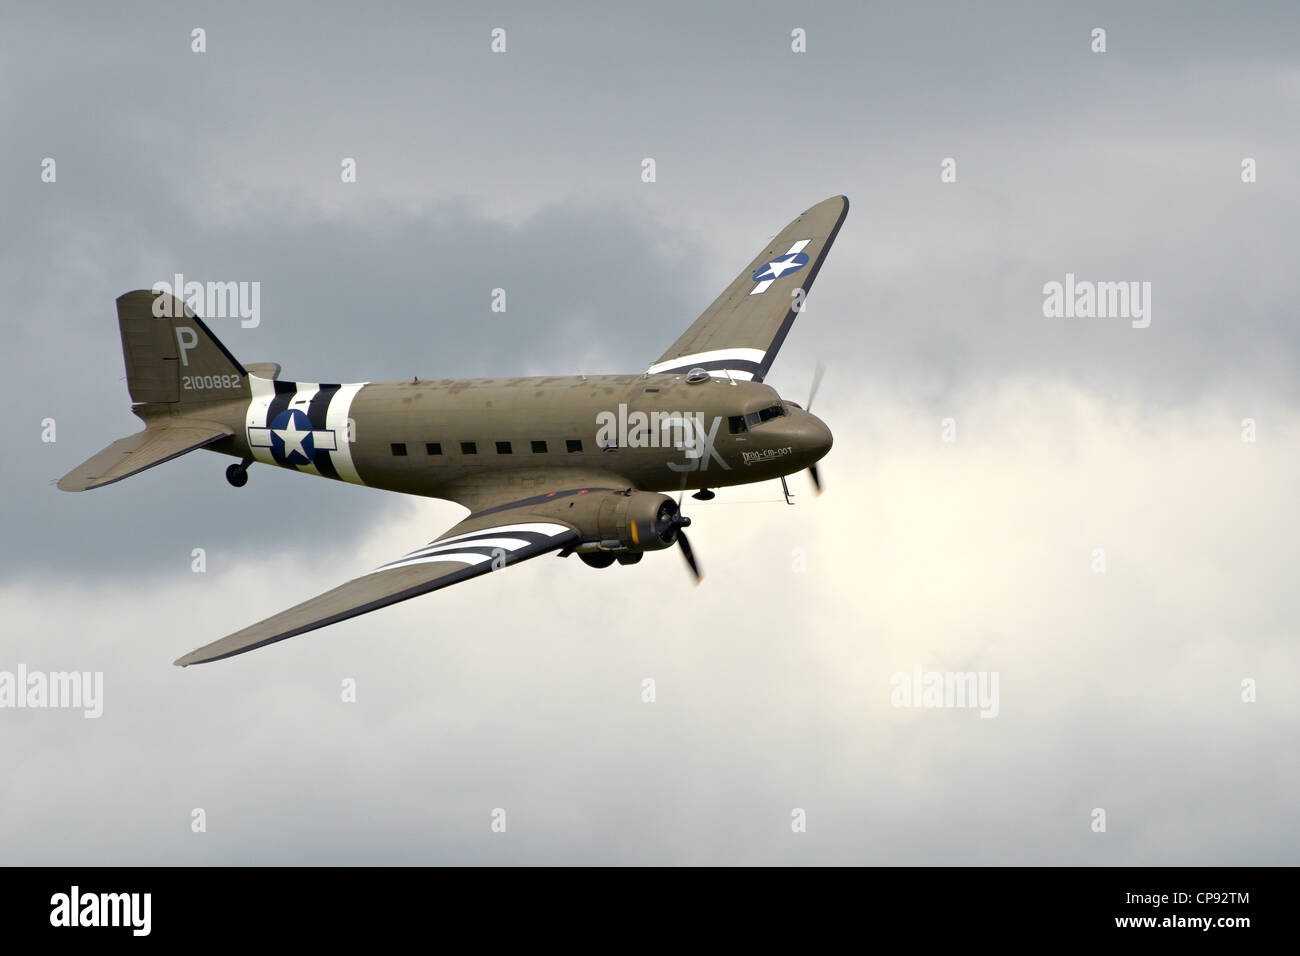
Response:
391,443,407,456
496,441,512,454
728,415,747,434
531,440,548,453
425,442,441,455
460,441,477,455
566,439,583,453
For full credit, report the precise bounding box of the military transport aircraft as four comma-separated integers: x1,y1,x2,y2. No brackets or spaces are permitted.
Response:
59,196,847,665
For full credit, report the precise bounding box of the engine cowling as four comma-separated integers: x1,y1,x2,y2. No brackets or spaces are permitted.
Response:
588,490,688,552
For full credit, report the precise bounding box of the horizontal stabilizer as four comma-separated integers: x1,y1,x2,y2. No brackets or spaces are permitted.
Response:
57,422,232,492
243,362,281,379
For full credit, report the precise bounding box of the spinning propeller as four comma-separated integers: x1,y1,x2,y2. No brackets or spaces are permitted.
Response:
673,482,702,583
805,361,826,494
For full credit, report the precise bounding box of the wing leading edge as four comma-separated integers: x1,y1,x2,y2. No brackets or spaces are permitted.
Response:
649,195,848,383
174,504,586,666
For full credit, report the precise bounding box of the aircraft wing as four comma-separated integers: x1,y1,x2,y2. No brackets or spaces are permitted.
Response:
648,195,848,383
173,491,602,666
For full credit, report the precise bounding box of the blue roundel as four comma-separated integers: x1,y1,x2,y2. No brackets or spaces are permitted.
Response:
269,408,316,465
752,252,810,283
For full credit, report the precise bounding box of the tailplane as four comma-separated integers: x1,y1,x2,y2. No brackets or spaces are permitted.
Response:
58,291,255,492
57,421,232,491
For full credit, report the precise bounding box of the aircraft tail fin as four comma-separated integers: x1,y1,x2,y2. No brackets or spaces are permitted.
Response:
57,290,258,492
57,420,233,492
117,289,249,404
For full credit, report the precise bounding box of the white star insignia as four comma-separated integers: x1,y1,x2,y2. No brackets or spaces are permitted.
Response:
275,417,310,460
760,256,800,281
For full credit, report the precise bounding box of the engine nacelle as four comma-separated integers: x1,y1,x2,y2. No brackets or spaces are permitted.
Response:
586,490,686,552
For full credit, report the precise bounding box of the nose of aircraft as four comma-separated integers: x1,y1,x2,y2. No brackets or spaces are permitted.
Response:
785,406,832,465
806,411,833,462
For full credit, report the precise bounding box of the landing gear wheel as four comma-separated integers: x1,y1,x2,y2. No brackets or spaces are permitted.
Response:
579,552,617,569
226,463,249,488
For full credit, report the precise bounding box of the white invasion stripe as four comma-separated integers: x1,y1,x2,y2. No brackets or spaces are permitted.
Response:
396,536,540,563
290,383,319,406
245,374,277,466
371,552,493,575
249,374,276,403
430,522,571,549
647,348,766,375
326,382,367,484
374,523,571,573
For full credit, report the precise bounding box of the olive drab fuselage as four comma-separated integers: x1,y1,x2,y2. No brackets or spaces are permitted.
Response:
186,372,833,503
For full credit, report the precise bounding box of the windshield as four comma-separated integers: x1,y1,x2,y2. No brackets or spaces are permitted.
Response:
731,403,786,432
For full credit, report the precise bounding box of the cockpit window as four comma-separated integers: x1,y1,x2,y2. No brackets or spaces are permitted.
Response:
735,404,786,431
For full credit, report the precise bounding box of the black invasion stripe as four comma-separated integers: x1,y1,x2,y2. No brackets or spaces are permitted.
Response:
264,380,297,427
380,545,523,569
397,529,557,562
261,380,298,466
308,384,341,479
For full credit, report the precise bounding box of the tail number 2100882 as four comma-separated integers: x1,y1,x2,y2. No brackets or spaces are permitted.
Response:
182,374,242,390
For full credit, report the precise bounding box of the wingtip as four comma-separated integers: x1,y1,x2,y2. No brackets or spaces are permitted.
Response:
807,195,849,217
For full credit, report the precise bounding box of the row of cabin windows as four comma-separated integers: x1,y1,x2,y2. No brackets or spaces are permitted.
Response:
390,439,584,457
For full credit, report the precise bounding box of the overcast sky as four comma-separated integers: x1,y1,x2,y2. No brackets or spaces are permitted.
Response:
1,1,1296,864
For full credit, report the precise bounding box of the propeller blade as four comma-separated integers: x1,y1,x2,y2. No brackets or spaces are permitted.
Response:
677,529,702,583
807,362,827,494
806,361,826,413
